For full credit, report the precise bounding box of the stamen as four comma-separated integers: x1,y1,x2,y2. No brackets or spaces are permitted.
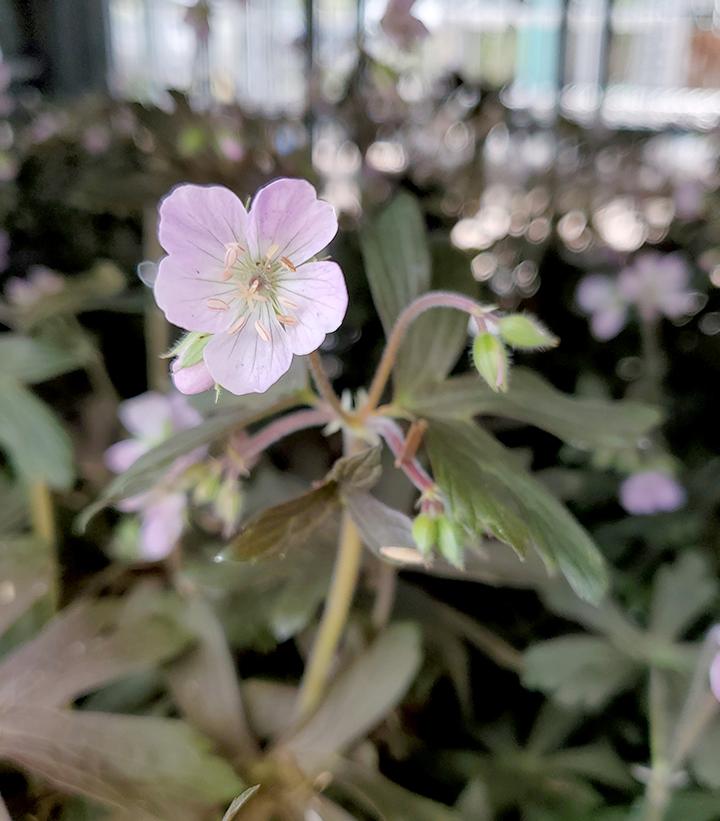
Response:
254,320,271,342
221,268,233,281
207,298,229,311
279,296,298,310
277,314,298,326
280,256,297,272
228,314,248,334
224,242,245,269
265,243,280,260
248,278,260,294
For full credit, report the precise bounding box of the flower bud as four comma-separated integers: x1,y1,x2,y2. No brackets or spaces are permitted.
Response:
498,314,559,350
172,358,215,395
412,512,438,556
214,476,244,538
472,332,509,393
437,517,464,569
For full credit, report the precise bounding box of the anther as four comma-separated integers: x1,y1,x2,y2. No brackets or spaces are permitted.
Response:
277,314,298,326
207,298,229,311
228,314,248,334
255,320,271,342
280,256,297,272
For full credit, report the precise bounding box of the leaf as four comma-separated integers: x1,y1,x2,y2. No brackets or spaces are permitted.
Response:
0,707,243,820
284,623,422,770
650,552,718,640
407,369,661,452
242,679,297,740
165,597,254,758
0,537,54,638
0,376,74,489
221,786,260,821
666,791,720,821
548,743,632,790
426,420,608,602
0,333,90,384
394,241,476,399
360,191,431,337
523,635,638,710
326,445,382,491
688,716,720,789
226,481,339,560
0,593,191,707
335,762,462,821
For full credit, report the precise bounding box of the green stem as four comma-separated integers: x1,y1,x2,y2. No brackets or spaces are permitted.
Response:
28,481,58,611
295,508,364,721
643,668,672,821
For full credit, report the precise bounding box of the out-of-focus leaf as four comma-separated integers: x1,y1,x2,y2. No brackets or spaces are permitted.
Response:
0,333,91,384
226,481,338,560
523,635,638,710
0,792,9,821
0,376,74,489
0,707,243,820
221,786,260,821
0,536,53,638
0,475,28,533
326,445,382,491
426,420,608,602
360,191,430,337
344,490,417,554
547,743,632,789
689,716,720,789
78,392,304,528
455,779,493,821
165,597,254,759
665,791,720,821
407,369,661,451
650,552,718,640
394,241,476,399
242,679,297,741
308,796,358,821
269,557,332,642
284,623,422,770
0,593,191,707
335,762,462,821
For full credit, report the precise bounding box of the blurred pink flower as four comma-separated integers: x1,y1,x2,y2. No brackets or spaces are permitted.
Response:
576,274,627,340
154,178,347,395
618,251,694,323
381,0,429,49
217,134,245,163
104,392,203,560
4,265,64,307
619,471,686,516
82,124,111,155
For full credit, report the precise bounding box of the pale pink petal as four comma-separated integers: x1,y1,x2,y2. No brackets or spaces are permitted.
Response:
104,439,148,474
710,652,720,702
171,358,216,394
118,392,172,439
576,274,616,313
276,261,348,355
138,493,186,561
154,254,238,334
590,307,627,340
168,392,203,429
247,178,337,266
158,184,249,267
203,305,293,395
619,471,686,516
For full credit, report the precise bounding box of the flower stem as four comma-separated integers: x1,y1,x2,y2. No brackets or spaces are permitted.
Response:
28,480,58,611
363,291,486,414
642,668,672,821
308,350,347,420
295,508,364,722
242,407,332,462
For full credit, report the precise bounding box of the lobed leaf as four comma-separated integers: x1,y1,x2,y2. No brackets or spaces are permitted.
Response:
649,552,718,640
0,333,91,384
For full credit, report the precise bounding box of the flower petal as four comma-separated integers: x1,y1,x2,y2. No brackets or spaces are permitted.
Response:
168,392,203,429
203,305,293,395
139,493,186,561
590,307,627,341
154,254,238,334
171,358,216,395
247,178,337,266
277,261,348,355
104,439,147,474
158,184,249,266
118,392,172,439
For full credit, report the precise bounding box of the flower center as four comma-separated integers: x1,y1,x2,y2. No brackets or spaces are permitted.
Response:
205,242,300,340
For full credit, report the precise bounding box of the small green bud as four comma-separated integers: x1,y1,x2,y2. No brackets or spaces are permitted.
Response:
215,476,244,536
498,314,559,351
472,332,509,393
412,513,438,556
437,517,464,569
163,331,211,366
192,465,223,506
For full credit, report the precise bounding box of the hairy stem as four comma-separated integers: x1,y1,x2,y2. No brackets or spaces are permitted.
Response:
308,350,347,420
242,407,333,463
643,668,672,821
295,508,364,721
363,291,486,414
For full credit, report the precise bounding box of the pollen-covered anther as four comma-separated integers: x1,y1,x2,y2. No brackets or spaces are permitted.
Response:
223,242,245,269
254,319,271,342
280,256,297,272
228,314,248,335
279,296,298,310
207,298,229,311
277,314,298,326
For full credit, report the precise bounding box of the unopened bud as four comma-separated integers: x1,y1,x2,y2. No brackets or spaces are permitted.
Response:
472,332,509,393
437,517,464,569
412,513,438,556
498,314,559,351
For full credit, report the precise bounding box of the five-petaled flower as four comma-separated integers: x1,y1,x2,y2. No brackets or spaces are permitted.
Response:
154,178,348,395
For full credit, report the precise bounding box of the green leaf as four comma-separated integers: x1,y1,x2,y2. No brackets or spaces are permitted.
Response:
221,786,260,821
650,552,718,640
0,707,243,820
165,597,254,759
0,536,54,638
326,445,382,491
523,635,638,710
407,369,661,452
226,482,339,560
284,623,422,770
242,679,297,741
0,592,192,707
498,314,558,351
360,191,431,336
0,333,91,384
689,717,720,789
0,376,74,489
426,420,608,602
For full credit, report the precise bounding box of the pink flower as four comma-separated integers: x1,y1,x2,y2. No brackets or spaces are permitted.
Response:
104,392,203,560
618,252,694,323
576,274,628,340
381,0,429,49
217,134,244,163
4,266,64,307
82,124,111,155
154,178,347,395
619,471,686,516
